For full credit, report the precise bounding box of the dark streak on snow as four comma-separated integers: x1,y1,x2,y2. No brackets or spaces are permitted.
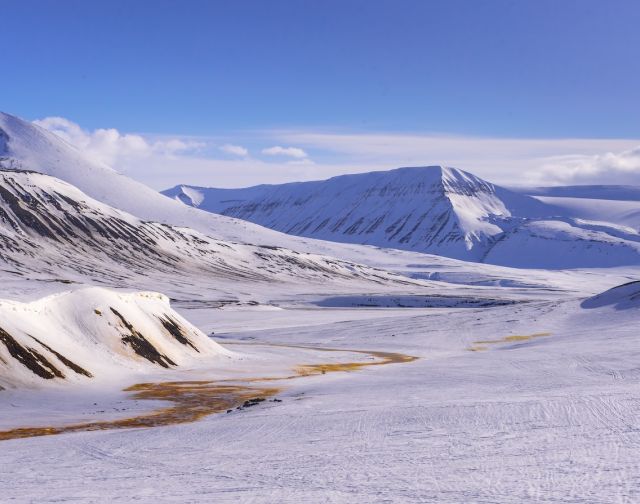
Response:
110,308,177,368
0,327,64,379
158,315,199,352
29,335,93,377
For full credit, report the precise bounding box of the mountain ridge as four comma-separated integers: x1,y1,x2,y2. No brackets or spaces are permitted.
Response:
0,168,418,302
164,166,531,260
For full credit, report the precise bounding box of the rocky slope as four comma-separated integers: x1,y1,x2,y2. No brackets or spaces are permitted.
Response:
0,169,416,301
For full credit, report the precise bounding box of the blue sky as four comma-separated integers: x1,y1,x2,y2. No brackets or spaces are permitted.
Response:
2,0,640,188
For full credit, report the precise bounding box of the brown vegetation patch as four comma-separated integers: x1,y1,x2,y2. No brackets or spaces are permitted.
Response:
0,343,418,442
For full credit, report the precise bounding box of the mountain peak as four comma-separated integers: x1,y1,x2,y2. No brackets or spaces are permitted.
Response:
353,165,497,198
163,165,522,260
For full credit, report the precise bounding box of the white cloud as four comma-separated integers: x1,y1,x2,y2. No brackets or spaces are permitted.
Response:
261,145,308,158
287,158,315,166
274,130,640,186
33,116,640,190
219,144,248,157
133,156,334,190
526,147,640,186
32,116,323,189
33,117,204,168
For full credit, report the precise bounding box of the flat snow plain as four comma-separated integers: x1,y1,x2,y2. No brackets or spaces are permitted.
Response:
1,269,639,503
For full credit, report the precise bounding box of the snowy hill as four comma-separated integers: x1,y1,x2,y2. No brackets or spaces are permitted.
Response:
0,169,417,302
0,288,229,390
581,280,640,310
164,166,640,268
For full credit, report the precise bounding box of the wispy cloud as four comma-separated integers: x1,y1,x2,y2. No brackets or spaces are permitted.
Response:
261,145,308,158
32,117,326,189
219,143,248,157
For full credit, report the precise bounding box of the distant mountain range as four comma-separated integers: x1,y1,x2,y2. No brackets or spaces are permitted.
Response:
512,185,640,201
3,109,640,273
163,167,640,268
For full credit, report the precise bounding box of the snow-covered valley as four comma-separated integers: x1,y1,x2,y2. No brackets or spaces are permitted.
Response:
2,282,640,502
1,112,640,502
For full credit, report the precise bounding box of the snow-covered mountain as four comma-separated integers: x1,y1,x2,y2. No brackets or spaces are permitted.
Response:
164,167,640,268
164,166,540,261
7,110,639,270
0,169,417,303
0,112,303,246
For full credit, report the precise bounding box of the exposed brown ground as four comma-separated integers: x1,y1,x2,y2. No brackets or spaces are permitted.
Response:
467,332,551,352
0,343,418,442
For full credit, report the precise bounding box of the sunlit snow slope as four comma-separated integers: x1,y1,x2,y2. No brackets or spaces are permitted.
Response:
508,185,640,230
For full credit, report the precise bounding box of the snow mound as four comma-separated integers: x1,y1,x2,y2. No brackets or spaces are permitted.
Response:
0,287,229,389
581,281,640,310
